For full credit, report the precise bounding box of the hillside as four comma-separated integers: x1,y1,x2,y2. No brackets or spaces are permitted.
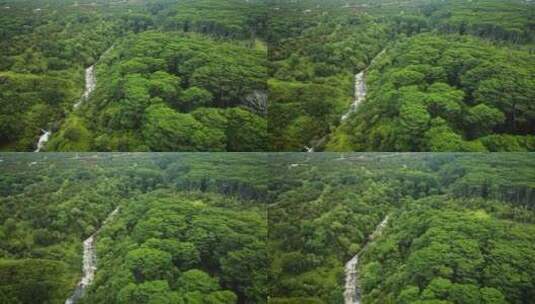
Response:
0,0,268,151
268,0,535,151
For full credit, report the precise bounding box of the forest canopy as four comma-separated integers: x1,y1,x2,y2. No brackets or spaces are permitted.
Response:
268,0,535,152
327,33,535,152
0,0,267,152
47,31,268,152
1,0,534,151
268,153,535,304
0,153,268,304
1,152,535,303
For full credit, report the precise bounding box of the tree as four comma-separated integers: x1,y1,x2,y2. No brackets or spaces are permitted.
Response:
205,291,237,304
142,238,200,270
149,71,181,104
177,269,220,293
421,278,452,300
480,288,506,304
390,69,426,88
224,108,267,151
142,104,225,151
360,262,383,293
398,286,421,304
398,87,431,150
448,284,481,304
220,243,267,303
466,104,505,138
178,86,213,112
424,82,463,121
125,248,173,282
0,259,70,304
117,281,182,304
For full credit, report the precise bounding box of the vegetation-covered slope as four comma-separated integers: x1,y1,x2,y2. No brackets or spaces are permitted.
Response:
0,153,268,304
268,153,535,303
2,152,535,303
268,0,535,151
268,1,390,151
0,0,123,150
360,196,535,304
0,0,268,151
83,190,266,304
2,0,533,152
47,31,267,151
327,34,535,151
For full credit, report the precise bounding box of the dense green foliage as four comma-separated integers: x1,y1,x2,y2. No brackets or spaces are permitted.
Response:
162,0,268,40
47,31,268,151
268,0,535,151
83,190,266,304
2,0,534,152
360,196,535,304
2,152,535,303
0,0,267,151
0,0,122,150
269,153,535,303
268,1,390,150
328,34,535,151
0,153,268,303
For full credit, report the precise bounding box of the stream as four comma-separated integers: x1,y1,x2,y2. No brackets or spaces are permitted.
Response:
34,64,96,152
34,129,51,152
35,45,112,152
73,65,96,109
65,207,119,304
302,71,367,151
344,216,389,304
303,49,386,152
341,71,366,122
340,48,385,123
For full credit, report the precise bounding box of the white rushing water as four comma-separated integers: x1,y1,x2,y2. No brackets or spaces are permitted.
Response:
344,254,361,304
34,129,51,152
65,207,119,304
303,49,386,152
344,216,389,304
341,48,386,123
302,71,366,151
341,71,366,122
35,64,96,151
73,65,96,109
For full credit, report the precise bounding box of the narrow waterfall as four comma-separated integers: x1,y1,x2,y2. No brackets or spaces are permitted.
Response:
34,129,51,152
65,207,119,304
344,255,361,304
340,48,385,123
34,45,112,151
73,65,96,109
341,71,366,122
344,216,389,304
305,49,386,152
